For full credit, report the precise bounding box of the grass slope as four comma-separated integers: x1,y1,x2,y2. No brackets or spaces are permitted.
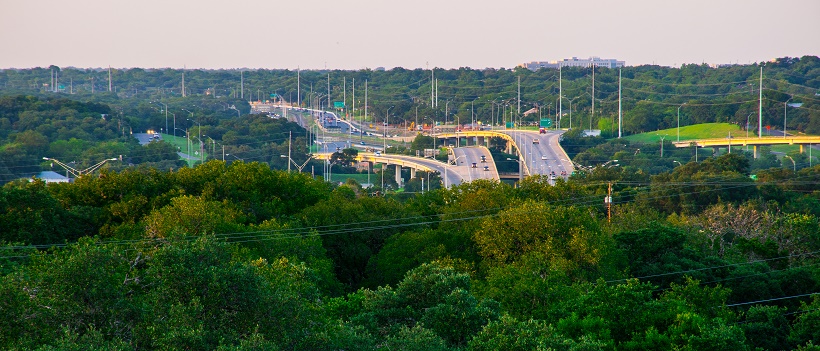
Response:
623,123,743,143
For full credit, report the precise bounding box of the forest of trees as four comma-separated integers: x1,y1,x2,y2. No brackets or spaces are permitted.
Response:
1,155,819,350
1,58,819,349
1,56,818,136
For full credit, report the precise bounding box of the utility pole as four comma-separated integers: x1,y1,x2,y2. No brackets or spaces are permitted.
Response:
288,131,292,172
759,66,763,138
618,68,622,138
558,65,562,128
297,67,301,107
363,79,367,142
352,78,355,123
240,70,244,100
591,64,595,131
108,66,112,92
181,68,186,98
343,77,346,113
430,68,434,108
606,182,612,223
517,76,521,114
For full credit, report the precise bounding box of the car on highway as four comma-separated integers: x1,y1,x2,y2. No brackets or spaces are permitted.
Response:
533,138,539,144
480,155,486,163
541,155,548,160
375,151,381,156
471,163,477,168
360,141,366,145
483,166,490,171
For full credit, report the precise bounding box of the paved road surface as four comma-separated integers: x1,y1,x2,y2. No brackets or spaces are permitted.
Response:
502,130,573,181
452,147,499,182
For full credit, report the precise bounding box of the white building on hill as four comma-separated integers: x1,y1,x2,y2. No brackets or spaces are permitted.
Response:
520,57,625,70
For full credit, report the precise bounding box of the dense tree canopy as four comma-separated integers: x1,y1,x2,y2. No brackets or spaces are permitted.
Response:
1,58,819,349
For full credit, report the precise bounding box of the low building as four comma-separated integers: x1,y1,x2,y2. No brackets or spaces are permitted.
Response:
33,171,71,183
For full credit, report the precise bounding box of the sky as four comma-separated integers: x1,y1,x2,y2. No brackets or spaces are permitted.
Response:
1,0,818,70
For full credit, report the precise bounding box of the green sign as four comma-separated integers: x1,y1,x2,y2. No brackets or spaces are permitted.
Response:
540,118,553,127
270,93,278,98
506,122,515,128
333,101,345,108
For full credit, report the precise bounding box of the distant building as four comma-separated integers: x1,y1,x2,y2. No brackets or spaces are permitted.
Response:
520,57,625,70
32,171,71,183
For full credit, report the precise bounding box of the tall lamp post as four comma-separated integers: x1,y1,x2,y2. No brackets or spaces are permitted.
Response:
444,155,465,188
564,96,581,129
677,102,686,142
784,96,793,139
384,106,393,153
186,117,202,164
784,155,796,172
152,101,168,137
169,113,176,138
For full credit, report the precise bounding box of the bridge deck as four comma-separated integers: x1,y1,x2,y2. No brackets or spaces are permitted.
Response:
673,136,820,148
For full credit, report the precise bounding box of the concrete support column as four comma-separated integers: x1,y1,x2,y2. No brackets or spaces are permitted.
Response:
395,165,402,187
754,145,758,159
800,144,804,153
410,168,416,179
713,147,720,155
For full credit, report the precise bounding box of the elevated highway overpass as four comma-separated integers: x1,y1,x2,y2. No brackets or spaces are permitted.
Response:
314,146,498,188
672,136,820,158
434,130,574,181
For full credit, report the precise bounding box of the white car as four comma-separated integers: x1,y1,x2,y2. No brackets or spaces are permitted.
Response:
541,155,548,160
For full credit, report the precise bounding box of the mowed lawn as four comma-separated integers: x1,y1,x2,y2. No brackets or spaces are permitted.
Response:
623,123,743,143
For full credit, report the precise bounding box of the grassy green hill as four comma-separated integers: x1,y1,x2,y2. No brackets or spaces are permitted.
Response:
623,123,743,143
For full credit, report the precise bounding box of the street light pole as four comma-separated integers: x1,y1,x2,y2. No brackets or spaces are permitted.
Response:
784,97,793,139
186,116,201,164
677,103,686,142
784,155,795,172
384,106,393,153
444,155,465,188
153,101,168,137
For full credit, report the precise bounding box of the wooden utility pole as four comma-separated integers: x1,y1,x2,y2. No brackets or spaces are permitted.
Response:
606,182,613,223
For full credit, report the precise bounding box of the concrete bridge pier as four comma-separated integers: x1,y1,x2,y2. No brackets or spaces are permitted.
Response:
410,168,416,179
395,165,402,187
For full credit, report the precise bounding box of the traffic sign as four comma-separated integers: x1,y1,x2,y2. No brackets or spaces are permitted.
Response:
334,101,345,108
540,118,553,127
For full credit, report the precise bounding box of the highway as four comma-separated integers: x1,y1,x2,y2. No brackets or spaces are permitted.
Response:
314,152,471,187
280,105,573,184
452,146,499,182
500,130,573,181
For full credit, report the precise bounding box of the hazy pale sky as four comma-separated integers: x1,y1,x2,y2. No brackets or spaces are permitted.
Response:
2,0,818,70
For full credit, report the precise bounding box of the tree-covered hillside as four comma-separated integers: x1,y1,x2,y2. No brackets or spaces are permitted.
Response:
1,156,819,350
1,58,819,350
2,56,818,137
